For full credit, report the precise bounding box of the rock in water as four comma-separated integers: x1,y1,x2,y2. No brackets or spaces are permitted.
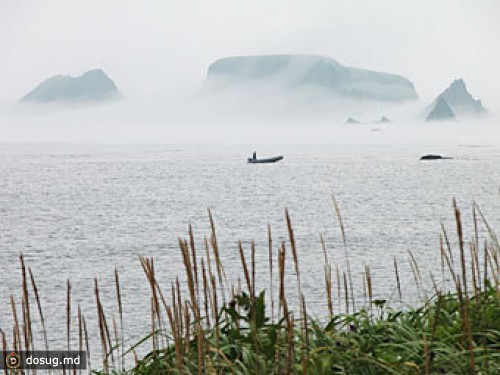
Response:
428,79,486,117
206,55,418,101
21,69,122,103
376,116,391,123
345,117,361,124
420,154,452,160
426,97,455,121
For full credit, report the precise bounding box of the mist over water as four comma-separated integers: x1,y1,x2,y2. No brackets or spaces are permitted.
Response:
1,57,499,145
1,103,499,145
1,0,499,144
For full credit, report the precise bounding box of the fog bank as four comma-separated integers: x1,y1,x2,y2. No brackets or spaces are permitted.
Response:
1,0,499,144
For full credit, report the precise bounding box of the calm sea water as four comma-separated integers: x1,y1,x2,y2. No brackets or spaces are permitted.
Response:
1,143,499,359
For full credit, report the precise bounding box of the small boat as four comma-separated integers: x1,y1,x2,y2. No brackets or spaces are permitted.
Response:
247,155,284,164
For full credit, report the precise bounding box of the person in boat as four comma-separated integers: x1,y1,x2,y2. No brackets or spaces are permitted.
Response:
252,151,257,160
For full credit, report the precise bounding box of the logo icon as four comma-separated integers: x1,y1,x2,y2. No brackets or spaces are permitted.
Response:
6,352,21,369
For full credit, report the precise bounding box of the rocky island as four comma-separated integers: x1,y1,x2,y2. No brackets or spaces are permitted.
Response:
206,54,418,101
426,78,486,121
21,69,122,104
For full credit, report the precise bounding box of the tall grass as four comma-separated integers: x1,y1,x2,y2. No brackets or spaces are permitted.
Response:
1,200,499,374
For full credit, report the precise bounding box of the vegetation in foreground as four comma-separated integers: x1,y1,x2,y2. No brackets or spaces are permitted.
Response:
2,199,499,374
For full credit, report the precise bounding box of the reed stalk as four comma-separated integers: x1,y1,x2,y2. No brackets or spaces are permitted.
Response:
28,267,48,351
332,195,355,311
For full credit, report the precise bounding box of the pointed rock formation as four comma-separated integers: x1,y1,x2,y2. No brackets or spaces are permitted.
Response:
428,79,486,118
21,69,123,103
426,97,455,121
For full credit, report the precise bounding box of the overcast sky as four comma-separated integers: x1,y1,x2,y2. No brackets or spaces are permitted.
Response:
0,0,499,143
1,0,499,101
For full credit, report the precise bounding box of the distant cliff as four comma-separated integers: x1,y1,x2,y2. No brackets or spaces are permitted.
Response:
426,79,486,120
206,55,418,101
21,69,122,103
